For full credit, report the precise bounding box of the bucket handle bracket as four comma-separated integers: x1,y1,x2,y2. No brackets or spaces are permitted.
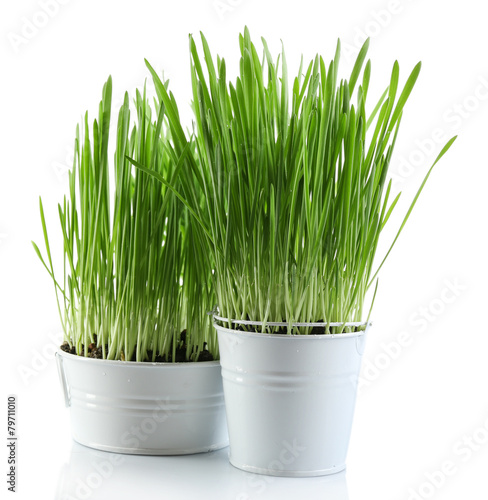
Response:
55,352,71,408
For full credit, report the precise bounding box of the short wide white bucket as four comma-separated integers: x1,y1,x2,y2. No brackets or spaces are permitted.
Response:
215,322,369,476
55,350,228,455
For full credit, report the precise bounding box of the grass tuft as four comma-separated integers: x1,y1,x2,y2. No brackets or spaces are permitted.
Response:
142,29,456,334
34,77,217,360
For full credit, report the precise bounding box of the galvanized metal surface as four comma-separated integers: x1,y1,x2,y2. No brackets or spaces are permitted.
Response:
215,323,370,476
56,350,229,455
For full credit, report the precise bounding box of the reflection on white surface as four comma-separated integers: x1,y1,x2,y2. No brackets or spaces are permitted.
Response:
56,442,349,500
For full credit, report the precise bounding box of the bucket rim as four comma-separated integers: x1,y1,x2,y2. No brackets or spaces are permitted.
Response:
213,317,371,339
55,348,221,368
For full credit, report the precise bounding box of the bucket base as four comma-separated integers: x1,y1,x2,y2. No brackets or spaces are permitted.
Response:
229,457,346,477
72,436,229,456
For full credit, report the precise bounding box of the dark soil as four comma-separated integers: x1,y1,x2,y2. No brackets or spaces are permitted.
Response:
60,332,214,363
229,318,364,335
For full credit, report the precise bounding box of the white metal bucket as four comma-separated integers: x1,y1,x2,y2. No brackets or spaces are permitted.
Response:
55,350,228,455
214,321,369,476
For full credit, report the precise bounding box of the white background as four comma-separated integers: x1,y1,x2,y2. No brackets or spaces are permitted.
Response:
1,0,487,499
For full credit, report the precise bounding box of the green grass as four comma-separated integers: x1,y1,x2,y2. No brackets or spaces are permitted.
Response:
139,28,456,334
33,77,217,360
